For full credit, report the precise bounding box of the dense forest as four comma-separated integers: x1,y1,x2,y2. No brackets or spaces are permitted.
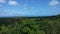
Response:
0,15,60,34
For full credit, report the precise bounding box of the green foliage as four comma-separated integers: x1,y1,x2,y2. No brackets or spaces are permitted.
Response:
28,30,35,34
21,26,30,33
0,16,60,34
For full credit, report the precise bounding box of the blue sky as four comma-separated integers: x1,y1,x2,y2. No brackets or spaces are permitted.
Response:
0,0,60,17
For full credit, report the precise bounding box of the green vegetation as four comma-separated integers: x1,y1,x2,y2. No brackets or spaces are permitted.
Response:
0,15,60,34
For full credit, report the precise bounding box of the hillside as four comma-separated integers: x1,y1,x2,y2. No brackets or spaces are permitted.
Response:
0,15,60,34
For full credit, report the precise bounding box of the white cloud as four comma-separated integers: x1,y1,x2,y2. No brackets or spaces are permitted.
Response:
49,0,59,6
23,3,28,10
8,0,18,5
0,0,6,3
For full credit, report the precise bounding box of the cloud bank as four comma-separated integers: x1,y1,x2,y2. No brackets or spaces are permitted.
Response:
0,0,18,6
49,0,59,6
8,0,18,5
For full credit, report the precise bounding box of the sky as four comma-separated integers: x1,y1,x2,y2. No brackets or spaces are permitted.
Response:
0,0,60,17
